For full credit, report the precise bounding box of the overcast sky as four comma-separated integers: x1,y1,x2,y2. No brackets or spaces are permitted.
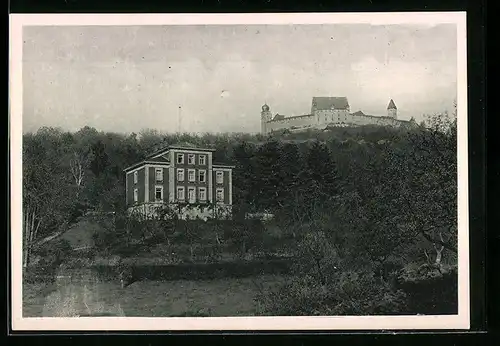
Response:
22,24,457,134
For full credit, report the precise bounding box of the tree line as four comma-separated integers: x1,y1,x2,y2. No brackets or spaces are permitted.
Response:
22,109,458,314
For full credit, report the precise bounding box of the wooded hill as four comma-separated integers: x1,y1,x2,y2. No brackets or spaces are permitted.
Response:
22,110,458,315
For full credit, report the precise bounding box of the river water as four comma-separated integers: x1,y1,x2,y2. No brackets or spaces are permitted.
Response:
40,268,125,317
24,265,288,317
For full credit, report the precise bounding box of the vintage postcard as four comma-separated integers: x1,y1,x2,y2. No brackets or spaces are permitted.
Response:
9,12,469,331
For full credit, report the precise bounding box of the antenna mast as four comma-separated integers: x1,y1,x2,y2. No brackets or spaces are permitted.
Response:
178,106,182,133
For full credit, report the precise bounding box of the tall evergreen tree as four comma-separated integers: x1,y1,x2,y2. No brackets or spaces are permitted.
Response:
276,143,302,206
90,140,109,177
252,139,283,212
232,141,257,215
302,141,339,203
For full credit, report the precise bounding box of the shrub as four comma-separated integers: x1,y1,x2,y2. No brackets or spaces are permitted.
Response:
257,270,407,316
255,229,407,316
396,264,458,314
26,238,73,282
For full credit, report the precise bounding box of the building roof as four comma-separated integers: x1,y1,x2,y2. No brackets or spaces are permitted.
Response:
170,141,198,148
151,156,170,163
273,114,285,121
168,142,216,151
387,99,397,109
312,97,350,110
213,162,236,168
146,142,216,159
268,114,313,123
351,111,365,117
123,158,171,172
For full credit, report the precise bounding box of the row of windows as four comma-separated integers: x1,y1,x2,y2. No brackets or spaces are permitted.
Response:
176,153,206,165
132,186,225,203
176,168,206,183
134,169,166,183
320,115,348,122
133,168,224,184
176,186,225,202
176,169,224,184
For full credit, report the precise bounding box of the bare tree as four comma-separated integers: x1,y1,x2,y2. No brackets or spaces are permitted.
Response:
23,200,42,268
69,150,90,196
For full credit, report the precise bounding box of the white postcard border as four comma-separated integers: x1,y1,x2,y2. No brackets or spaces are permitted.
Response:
9,12,469,331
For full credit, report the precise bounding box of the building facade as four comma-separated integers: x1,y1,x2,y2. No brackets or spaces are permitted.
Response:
261,97,417,134
124,143,234,220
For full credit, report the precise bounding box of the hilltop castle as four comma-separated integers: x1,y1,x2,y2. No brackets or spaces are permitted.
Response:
260,97,417,134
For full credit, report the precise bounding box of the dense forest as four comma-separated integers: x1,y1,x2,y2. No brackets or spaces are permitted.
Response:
22,108,458,315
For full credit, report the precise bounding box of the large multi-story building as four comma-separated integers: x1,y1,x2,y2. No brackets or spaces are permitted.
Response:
261,97,417,134
124,142,234,220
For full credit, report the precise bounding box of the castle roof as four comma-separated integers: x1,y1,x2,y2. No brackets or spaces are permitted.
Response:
351,111,365,117
312,97,350,110
387,99,397,109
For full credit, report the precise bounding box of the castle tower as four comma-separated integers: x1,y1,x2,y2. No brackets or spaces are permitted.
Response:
387,99,397,119
261,104,272,134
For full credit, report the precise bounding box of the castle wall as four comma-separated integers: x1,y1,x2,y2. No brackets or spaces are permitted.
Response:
261,100,414,134
350,114,403,127
266,114,315,133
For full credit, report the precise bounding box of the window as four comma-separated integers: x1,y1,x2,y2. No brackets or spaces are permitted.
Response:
177,186,185,201
216,188,224,203
177,168,185,182
155,186,163,201
176,153,184,164
216,171,224,184
155,168,163,182
133,188,138,202
198,187,207,201
188,187,196,203
188,169,196,182
133,171,138,184
199,155,206,165
188,154,195,165
198,170,206,183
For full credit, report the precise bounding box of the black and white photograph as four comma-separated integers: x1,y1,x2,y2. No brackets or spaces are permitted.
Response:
9,13,469,330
